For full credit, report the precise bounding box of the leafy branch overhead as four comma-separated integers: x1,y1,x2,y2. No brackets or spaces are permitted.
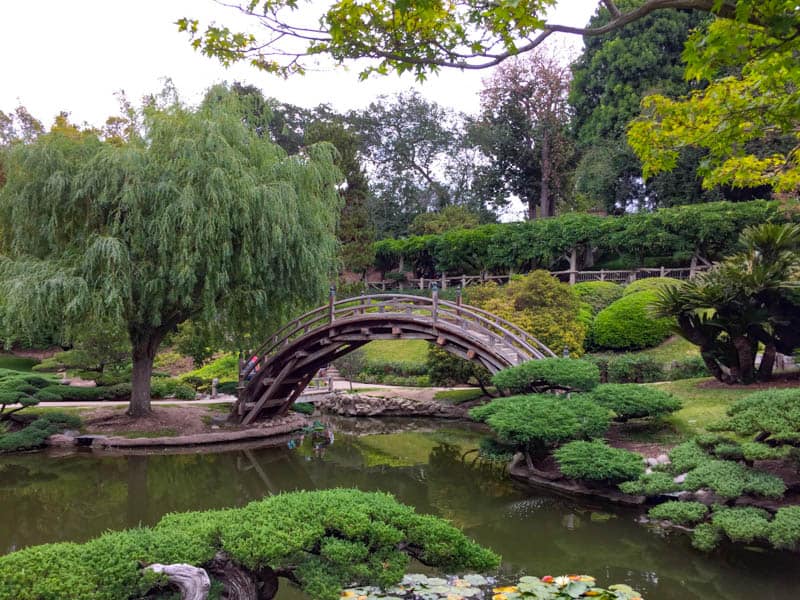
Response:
176,1,777,79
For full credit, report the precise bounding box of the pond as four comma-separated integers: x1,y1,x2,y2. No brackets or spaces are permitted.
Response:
1,418,798,600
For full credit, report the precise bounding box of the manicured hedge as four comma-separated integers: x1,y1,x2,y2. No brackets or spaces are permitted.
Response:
0,489,500,600
0,412,82,453
589,384,681,421
622,277,681,296
591,291,674,350
648,501,708,525
491,358,600,394
573,281,623,314
374,201,789,276
554,440,644,484
469,394,610,457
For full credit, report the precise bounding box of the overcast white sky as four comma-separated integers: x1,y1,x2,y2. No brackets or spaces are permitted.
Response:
2,1,599,127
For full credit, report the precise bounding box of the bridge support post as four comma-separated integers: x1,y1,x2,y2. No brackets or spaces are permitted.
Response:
328,285,336,324
432,283,439,323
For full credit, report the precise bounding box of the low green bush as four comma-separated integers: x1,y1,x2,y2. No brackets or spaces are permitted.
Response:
619,471,680,496
714,388,800,445
150,378,196,400
666,356,709,380
0,489,499,600
554,440,644,484
470,394,610,459
648,501,708,525
0,412,82,453
668,441,712,473
179,353,239,387
356,374,431,387
606,354,665,383
683,459,786,499
491,358,600,394
622,277,682,296
361,360,429,378
692,522,722,552
32,379,194,402
768,506,800,550
573,281,623,314
478,438,516,463
589,384,681,421
427,345,490,389
592,291,674,350
711,506,771,543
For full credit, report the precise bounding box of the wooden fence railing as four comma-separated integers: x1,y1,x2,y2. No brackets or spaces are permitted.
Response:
364,265,712,291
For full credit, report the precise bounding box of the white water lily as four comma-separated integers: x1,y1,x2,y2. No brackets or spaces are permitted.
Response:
554,576,571,588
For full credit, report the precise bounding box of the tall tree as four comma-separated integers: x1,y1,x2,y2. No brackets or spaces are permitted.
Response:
181,2,798,191
355,90,485,237
0,89,341,416
472,50,573,220
569,2,714,211
629,14,800,193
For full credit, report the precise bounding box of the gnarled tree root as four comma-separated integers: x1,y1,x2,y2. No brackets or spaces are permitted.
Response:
145,563,210,600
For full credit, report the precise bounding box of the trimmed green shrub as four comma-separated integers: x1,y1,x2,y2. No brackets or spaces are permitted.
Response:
683,459,786,499
666,356,710,380
768,506,800,550
0,489,499,600
149,378,196,400
622,277,682,297
668,441,712,473
464,272,587,357
554,440,644,484
648,501,708,525
470,394,610,459
573,281,623,314
32,379,194,402
589,384,681,421
478,438,516,463
0,411,82,453
491,358,600,394
619,471,680,496
711,507,771,543
361,360,428,378
426,345,490,389
179,353,239,386
291,402,315,415
714,388,800,445
692,523,723,552
592,291,674,350
609,354,665,383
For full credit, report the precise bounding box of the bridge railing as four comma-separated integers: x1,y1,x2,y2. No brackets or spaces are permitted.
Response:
241,292,553,380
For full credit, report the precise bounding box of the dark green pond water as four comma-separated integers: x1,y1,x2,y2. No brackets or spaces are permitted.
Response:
1,418,798,600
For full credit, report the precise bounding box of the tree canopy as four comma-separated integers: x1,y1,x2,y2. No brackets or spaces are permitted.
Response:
0,87,341,416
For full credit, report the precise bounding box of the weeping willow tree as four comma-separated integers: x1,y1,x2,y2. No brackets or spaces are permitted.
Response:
0,89,341,416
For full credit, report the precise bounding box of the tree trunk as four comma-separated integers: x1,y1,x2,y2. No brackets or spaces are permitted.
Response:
145,563,211,600
129,333,163,417
540,134,553,218
757,342,777,381
699,350,728,383
732,335,756,384
527,199,537,221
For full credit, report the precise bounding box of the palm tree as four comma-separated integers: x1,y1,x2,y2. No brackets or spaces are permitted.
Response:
654,223,800,384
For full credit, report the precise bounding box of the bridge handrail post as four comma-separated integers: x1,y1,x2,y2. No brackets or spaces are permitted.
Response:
432,282,439,323
329,285,336,324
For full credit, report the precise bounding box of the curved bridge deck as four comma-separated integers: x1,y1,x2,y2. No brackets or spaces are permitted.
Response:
232,293,555,423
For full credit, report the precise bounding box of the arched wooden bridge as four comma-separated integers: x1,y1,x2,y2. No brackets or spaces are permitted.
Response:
231,291,555,424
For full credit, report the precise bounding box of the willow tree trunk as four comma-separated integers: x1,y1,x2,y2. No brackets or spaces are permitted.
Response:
128,332,163,417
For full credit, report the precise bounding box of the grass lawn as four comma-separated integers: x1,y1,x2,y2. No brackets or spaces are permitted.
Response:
641,336,700,363
648,378,755,438
434,388,487,404
361,340,429,364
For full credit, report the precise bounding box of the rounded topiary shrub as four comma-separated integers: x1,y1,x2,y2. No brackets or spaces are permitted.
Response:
491,358,600,394
590,383,681,421
648,501,708,525
573,281,624,314
554,440,644,484
592,291,674,350
469,394,610,458
622,277,681,296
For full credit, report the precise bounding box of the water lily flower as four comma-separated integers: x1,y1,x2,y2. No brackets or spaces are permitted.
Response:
492,594,507,600
542,576,554,583
554,576,571,588
492,586,519,593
